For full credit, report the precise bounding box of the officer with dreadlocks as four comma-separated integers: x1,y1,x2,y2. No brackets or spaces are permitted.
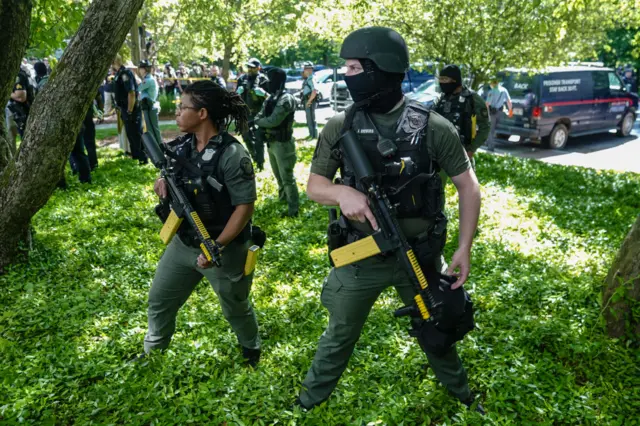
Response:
254,67,300,217
236,58,269,171
296,27,483,413
433,65,489,165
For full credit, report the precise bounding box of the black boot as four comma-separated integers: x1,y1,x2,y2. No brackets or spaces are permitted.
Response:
462,396,485,415
242,346,261,367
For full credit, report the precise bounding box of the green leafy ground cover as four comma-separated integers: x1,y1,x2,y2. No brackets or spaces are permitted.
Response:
1,139,639,425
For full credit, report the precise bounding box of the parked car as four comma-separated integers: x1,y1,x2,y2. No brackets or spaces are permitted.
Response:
285,68,303,83
330,80,351,111
402,69,433,93
405,79,438,107
314,68,346,104
495,66,638,149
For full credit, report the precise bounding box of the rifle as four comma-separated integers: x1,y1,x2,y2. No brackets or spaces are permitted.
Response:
142,133,222,267
330,130,474,355
330,130,438,322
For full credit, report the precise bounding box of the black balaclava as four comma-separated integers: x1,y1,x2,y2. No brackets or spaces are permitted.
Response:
265,68,287,116
344,59,404,113
34,62,47,82
439,64,462,95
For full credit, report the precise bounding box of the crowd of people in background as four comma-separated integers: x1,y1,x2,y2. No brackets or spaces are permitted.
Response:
6,54,638,195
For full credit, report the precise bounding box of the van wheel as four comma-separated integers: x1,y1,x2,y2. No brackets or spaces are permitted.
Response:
544,124,569,149
617,111,635,137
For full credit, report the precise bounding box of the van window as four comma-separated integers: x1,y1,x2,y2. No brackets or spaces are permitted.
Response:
501,72,538,99
608,72,622,91
593,71,609,98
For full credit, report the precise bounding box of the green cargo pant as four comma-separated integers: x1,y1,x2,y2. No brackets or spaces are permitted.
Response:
299,253,471,407
144,236,260,353
267,138,299,216
142,106,163,146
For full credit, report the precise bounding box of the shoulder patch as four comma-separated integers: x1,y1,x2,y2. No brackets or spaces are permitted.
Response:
122,74,129,82
399,103,429,134
240,157,255,180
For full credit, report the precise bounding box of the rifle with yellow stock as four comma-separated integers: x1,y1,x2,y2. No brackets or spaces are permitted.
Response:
142,133,222,267
330,129,438,322
330,130,474,355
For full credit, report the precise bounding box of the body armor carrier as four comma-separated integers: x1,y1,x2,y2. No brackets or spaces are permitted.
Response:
338,100,442,219
265,94,295,142
238,74,268,115
434,88,475,147
170,133,241,245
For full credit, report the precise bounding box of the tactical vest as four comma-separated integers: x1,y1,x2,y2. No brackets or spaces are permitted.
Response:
434,89,475,147
339,101,442,219
171,133,239,243
265,94,295,142
238,74,268,114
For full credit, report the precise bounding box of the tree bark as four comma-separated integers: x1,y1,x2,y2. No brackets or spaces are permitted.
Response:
130,16,142,65
603,215,640,341
222,43,233,81
0,0,145,272
0,0,32,174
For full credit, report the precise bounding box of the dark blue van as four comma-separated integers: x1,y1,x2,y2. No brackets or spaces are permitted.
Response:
494,66,638,149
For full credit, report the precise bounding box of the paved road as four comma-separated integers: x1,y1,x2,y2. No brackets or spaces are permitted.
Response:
99,105,640,174
481,117,640,173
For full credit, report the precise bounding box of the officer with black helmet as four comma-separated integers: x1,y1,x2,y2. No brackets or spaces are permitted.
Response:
296,27,483,413
236,58,269,170
434,65,490,164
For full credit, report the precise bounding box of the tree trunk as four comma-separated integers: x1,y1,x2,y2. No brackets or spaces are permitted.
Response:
222,43,233,81
130,16,142,65
603,215,640,341
0,0,32,175
0,0,145,272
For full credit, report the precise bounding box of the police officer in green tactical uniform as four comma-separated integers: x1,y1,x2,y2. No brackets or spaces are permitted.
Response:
236,58,270,170
302,61,318,139
141,80,262,366
254,67,300,217
433,65,489,165
296,27,484,413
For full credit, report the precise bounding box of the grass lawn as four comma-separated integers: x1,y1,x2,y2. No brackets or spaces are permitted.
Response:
0,134,638,424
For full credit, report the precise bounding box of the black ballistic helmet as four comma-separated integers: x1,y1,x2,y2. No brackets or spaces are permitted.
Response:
340,26,409,74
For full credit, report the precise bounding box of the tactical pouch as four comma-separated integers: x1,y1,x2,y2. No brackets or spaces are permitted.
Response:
251,225,266,248
140,97,154,111
412,213,448,265
327,208,347,265
155,200,170,223
422,174,443,219
410,275,475,356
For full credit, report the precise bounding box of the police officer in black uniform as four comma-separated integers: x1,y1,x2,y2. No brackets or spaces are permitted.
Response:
433,65,490,165
236,58,269,170
7,66,35,140
111,55,147,164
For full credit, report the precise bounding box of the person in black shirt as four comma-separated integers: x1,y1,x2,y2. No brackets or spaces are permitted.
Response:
111,55,147,164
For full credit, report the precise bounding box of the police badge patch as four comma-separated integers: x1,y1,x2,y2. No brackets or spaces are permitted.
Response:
399,105,429,134
202,148,215,162
240,157,255,179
